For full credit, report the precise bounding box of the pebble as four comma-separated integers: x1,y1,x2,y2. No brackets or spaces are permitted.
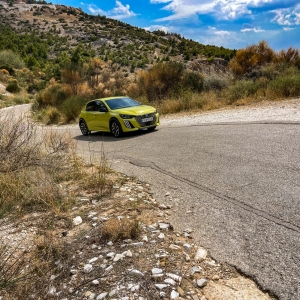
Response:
73,216,82,226
194,247,207,261
196,278,207,288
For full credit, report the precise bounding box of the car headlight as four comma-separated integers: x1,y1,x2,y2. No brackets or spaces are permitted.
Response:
120,114,134,119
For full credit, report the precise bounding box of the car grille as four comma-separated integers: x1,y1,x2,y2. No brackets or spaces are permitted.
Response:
135,113,156,127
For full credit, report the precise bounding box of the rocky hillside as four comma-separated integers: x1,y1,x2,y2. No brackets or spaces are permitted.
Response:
0,0,234,74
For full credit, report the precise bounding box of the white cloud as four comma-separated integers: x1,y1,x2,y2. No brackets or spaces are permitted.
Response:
87,1,137,20
241,27,265,33
150,0,262,22
283,27,295,31
272,4,300,26
144,25,172,33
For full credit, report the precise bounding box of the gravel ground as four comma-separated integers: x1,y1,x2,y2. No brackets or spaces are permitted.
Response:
161,98,300,126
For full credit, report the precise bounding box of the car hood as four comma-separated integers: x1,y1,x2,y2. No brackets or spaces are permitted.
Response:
114,105,156,115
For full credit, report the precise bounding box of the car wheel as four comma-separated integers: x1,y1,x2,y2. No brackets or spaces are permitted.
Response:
110,119,123,138
148,126,156,131
79,120,90,136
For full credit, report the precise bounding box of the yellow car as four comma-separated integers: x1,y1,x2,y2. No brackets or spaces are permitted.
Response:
79,96,160,137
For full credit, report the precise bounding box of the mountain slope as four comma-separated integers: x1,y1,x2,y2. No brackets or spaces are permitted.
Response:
0,0,234,74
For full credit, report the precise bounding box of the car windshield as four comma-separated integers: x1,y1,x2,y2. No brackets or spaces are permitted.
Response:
105,97,140,110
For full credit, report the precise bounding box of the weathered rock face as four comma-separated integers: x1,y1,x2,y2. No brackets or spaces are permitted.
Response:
0,176,272,300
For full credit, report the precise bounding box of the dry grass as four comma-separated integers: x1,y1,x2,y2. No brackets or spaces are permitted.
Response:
101,217,140,242
153,90,226,115
0,111,119,298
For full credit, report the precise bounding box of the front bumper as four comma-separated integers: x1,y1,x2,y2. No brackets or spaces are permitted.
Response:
120,113,160,131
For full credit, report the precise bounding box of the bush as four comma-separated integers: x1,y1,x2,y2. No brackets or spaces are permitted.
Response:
44,107,61,124
182,72,204,92
35,83,68,108
0,50,25,70
12,95,30,104
267,74,300,98
203,75,228,92
227,80,259,103
60,96,87,123
6,79,20,93
137,62,184,101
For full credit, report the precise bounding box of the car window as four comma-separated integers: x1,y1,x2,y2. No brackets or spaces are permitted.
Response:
95,101,107,111
86,101,97,111
105,97,140,110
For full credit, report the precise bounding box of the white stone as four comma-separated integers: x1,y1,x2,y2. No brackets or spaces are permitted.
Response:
158,233,165,239
195,247,207,261
166,273,182,283
92,280,99,285
113,253,124,262
126,250,133,257
96,292,108,300
164,278,176,285
128,269,144,277
152,268,163,275
105,265,113,272
72,216,82,226
83,264,93,273
170,290,180,299
106,252,115,259
154,284,168,290
183,243,192,252
89,257,98,264
197,278,207,288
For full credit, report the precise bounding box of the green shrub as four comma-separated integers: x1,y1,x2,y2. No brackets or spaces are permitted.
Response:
60,96,86,123
203,75,228,92
13,95,30,104
6,79,20,93
227,80,259,103
182,72,204,92
267,74,300,98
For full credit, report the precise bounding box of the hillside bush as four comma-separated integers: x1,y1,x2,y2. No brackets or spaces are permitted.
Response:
6,79,20,93
203,75,228,92
35,83,68,108
60,95,87,123
226,80,260,103
0,50,25,70
137,62,184,101
229,41,275,78
267,73,300,98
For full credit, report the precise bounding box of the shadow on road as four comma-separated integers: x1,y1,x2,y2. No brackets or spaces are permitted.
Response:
73,128,158,142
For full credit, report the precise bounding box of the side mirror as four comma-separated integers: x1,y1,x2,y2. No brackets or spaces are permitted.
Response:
98,107,107,112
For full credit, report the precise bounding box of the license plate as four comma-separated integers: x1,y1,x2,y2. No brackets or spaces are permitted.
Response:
141,117,153,122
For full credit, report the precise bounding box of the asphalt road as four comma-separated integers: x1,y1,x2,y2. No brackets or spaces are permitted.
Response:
5,104,300,299
71,121,300,300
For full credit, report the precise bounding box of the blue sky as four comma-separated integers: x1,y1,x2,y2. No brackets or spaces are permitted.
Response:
56,0,300,51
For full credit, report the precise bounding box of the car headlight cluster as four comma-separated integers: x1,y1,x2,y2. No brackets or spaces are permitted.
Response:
120,114,134,119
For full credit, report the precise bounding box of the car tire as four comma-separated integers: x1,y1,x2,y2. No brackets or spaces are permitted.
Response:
79,120,90,136
148,126,156,131
110,119,123,138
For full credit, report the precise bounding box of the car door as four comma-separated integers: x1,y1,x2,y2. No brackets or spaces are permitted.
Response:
92,100,110,131
83,101,97,130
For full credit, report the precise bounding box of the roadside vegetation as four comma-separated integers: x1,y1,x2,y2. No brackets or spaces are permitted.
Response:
0,111,143,298
1,31,300,122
